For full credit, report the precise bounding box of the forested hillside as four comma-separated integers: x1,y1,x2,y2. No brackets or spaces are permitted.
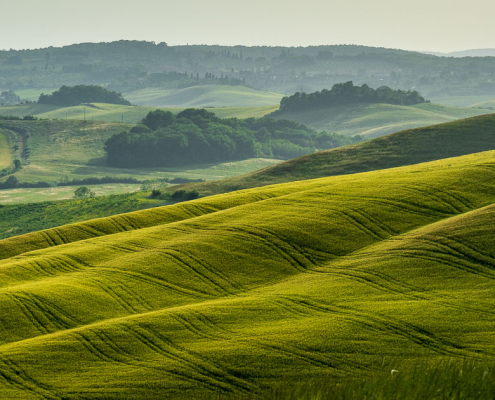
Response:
2,41,495,98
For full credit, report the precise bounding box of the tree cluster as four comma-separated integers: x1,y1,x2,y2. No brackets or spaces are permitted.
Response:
277,81,426,113
38,85,131,106
104,109,357,168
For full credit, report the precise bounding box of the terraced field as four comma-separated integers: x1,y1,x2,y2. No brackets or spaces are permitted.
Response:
1,150,495,398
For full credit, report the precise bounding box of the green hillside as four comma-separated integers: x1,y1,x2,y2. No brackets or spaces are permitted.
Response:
187,114,495,196
0,102,278,123
430,95,495,108
271,102,494,139
0,191,170,240
124,85,283,108
1,151,495,398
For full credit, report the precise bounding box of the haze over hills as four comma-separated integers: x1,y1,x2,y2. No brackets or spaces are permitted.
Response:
2,41,495,99
424,49,495,58
1,149,495,398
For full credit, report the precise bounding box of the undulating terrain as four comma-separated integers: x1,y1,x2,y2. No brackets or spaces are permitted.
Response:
1,150,495,398
271,102,494,138
187,113,495,195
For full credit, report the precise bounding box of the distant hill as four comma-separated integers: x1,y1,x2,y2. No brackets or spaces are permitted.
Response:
186,113,495,195
2,40,495,98
425,48,495,57
270,102,494,139
0,102,278,123
1,149,495,398
124,85,283,108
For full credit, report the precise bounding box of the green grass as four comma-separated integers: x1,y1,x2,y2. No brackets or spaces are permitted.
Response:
272,102,495,139
239,358,495,400
187,113,495,196
0,119,281,190
0,102,278,123
0,183,144,205
1,151,495,398
0,191,169,239
0,130,12,170
430,95,495,108
124,85,284,108
14,88,56,101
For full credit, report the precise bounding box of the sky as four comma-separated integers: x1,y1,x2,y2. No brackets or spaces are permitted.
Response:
1,0,494,53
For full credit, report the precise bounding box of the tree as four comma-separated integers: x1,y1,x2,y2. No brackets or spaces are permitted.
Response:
74,186,95,199
141,110,176,130
4,175,19,189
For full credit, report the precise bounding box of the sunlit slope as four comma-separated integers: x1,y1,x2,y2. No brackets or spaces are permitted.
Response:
272,102,494,139
2,152,495,398
124,85,283,108
188,113,495,196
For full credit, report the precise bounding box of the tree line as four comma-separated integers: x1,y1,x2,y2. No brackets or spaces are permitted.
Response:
38,85,131,106
275,81,427,113
104,109,358,168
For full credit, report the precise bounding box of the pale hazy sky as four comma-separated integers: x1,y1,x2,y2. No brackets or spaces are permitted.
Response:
1,0,494,52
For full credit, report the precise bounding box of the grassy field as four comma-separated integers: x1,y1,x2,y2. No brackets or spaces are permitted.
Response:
186,113,495,196
124,85,284,108
1,150,495,398
14,88,57,102
430,95,495,108
0,130,12,170
0,183,144,205
0,102,278,123
0,191,170,240
271,102,494,138
0,119,281,186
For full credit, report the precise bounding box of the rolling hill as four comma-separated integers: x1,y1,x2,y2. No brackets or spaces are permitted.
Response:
271,102,494,139
186,113,495,196
1,150,495,398
124,85,284,108
0,103,278,123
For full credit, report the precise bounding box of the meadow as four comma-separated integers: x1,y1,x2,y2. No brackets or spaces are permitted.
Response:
1,150,495,398
271,102,494,138
0,103,278,123
123,85,284,108
0,119,281,203
0,191,168,240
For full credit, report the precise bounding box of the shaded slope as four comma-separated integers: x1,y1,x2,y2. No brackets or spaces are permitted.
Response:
271,102,494,139
1,151,495,398
187,113,495,196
